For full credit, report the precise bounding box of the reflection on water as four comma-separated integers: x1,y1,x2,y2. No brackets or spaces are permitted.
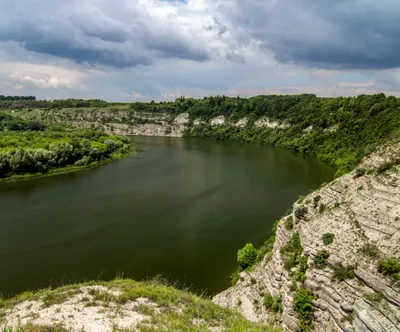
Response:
0,137,334,297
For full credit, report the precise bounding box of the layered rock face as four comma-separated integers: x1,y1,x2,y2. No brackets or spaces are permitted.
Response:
215,137,400,331
26,110,289,138
26,109,190,137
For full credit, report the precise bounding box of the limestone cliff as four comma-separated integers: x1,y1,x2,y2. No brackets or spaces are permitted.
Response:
214,135,400,332
25,109,288,137
25,109,190,137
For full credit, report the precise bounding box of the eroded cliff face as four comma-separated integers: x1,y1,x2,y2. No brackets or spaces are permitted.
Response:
214,136,400,331
26,109,190,137
26,110,290,137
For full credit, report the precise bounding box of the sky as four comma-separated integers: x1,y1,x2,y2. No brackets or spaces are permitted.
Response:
0,0,400,101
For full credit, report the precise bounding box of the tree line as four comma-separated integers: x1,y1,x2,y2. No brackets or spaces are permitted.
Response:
0,95,36,101
0,114,131,179
175,93,400,177
0,98,118,110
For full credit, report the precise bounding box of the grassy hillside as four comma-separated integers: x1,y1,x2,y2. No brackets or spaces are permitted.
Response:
0,278,282,332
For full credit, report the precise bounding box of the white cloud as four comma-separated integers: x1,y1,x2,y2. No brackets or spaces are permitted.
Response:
0,61,99,89
0,0,399,100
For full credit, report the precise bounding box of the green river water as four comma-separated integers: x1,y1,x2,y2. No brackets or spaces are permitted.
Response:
0,136,334,297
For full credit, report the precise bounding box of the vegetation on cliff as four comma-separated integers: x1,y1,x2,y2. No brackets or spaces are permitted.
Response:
0,112,132,181
184,93,400,177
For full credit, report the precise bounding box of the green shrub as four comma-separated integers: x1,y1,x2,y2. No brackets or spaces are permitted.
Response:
293,256,308,282
314,250,330,269
284,216,294,230
281,232,302,255
281,233,304,273
294,206,308,221
378,258,400,276
264,293,283,313
237,243,258,270
353,168,366,178
358,243,379,258
322,233,335,245
293,287,316,331
289,281,298,292
364,292,384,303
318,203,326,214
377,159,400,174
313,196,321,208
332,266,355,282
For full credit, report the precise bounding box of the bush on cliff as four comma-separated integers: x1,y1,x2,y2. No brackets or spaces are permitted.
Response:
237,243,258,270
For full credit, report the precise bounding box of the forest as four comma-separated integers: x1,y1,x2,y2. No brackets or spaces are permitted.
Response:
0,98,124,110
177,93,400,176
0,112,132,180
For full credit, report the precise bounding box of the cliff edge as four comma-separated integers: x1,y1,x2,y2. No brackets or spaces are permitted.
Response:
214,134,400,331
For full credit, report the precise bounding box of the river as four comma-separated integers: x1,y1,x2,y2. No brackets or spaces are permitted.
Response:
0,136,334,297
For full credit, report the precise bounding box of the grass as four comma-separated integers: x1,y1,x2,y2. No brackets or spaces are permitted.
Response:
0,278,283,332
364,292,384,303
42,289,83,308
284,216,294,230
263,293,282,314
6,324,70,332
378,258,400,277
358,243,380,258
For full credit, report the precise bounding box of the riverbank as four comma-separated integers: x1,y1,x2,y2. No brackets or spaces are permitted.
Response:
0,114,134,182
0,150,135,183
23,93,400,177
0,278,283,332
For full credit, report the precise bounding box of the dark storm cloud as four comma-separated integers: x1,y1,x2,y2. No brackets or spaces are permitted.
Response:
24,41,153,68
2,0,399,71
0,0,209,68
225,0,400,69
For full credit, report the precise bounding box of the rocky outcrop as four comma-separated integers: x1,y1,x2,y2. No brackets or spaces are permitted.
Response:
210,116,226,126
0,279,276,332
214,136,400,331
26,109,291,138
254,117,289,129
234,117,248,128
26,109,189,137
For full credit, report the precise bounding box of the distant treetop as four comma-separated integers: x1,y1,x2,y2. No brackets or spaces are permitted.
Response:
0,95,36,101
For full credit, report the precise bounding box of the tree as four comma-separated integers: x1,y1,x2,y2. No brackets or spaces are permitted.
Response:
237,243,258,270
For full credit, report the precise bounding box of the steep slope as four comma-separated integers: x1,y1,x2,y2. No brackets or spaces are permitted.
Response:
0,279,282,332
214,134,400,331
24,109,190,137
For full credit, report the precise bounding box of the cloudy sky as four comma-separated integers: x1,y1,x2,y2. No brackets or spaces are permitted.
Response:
0,0,399,101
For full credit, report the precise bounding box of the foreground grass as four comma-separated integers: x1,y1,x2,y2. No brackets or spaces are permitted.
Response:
0,279,282,332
